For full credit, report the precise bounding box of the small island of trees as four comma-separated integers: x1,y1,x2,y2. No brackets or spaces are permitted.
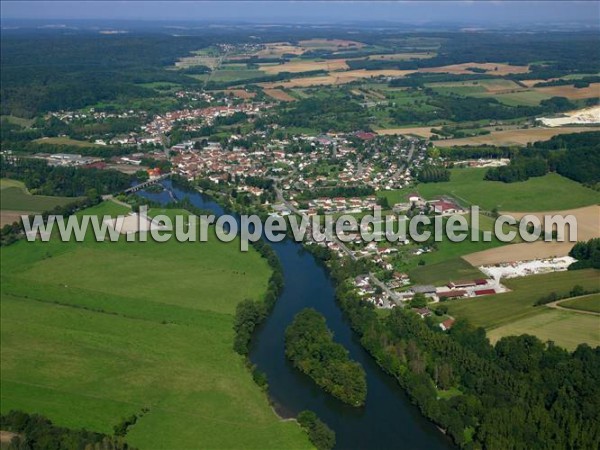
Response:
285,308,367,406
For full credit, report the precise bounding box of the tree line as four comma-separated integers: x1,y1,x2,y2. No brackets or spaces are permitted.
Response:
569,238,600,270
417,166,450,183
0,410,133,450
233,239,284,355
483,131,600,186
1,156,133,197
305,244,600,449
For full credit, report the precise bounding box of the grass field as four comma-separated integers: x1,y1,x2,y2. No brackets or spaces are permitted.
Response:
380,168,600,211
406,213,511,284
1,179,77,213
0,202,310,449
263,88,296,101
559,294,600,314
1,115,34,128
477,90,553,106
33,137,107,147
444,269,600,345
487,309,599,351
410,257,485,286
194,68,267,83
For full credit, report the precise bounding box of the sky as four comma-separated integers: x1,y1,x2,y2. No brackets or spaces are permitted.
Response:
1,1,599,25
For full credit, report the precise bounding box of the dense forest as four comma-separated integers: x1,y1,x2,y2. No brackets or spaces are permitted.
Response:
0,156,133,196
355,32,600,76
484,132,600,186
390,93,576,124
569,238,600,270
269,91,372,132
285,308,367,406
484,157,549,183
305,246,600,449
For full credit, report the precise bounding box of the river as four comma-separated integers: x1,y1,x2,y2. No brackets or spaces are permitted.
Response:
139,180,453,450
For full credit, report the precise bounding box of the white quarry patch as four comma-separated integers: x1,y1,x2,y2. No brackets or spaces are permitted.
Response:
479,256,577,281
537,106,600,127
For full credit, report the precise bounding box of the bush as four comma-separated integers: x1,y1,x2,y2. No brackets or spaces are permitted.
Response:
297,410,336,450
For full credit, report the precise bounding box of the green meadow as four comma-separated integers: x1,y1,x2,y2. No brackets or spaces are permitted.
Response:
1,178,77,212
33,136,108,147
0,201,311,449
559,294,600,314
379,168,600,211
406,213,516,285
487,310,599,351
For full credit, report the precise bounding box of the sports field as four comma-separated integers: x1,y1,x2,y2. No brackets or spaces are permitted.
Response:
444,269,600,349
0,202,310,449
406,168,599,211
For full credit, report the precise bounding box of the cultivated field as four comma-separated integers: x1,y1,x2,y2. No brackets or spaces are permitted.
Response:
375,126,435,138
534,83,600,100
297,38,365,49
260,69,415,88
464,205,600,265
249,39,364,59
434,126,599,146
225,88,256,99
444,269,600,350
366,52,435,61
255,42,306,57
263,88,296,101
260,58,348,74
411,169,600,211
0,202,310,449
427,78,523,94
419,62,530,76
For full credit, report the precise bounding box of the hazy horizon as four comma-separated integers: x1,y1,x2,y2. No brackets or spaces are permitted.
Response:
2,1,599,26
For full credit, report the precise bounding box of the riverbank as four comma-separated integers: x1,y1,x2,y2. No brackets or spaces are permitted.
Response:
155,180,454,450
0,199,312,449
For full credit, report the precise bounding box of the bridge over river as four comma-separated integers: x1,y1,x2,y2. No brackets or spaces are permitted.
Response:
124,173,172,194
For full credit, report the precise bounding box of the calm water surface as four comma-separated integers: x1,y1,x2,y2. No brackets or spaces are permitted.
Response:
140,180,454,450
